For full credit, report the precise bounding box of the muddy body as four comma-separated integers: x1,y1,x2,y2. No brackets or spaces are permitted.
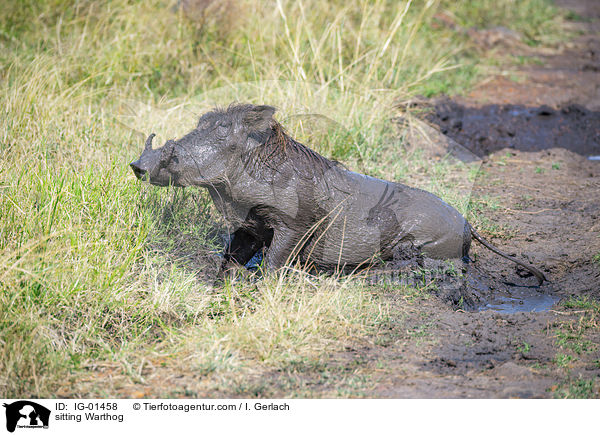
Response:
208,164,470,270
130,104,543,282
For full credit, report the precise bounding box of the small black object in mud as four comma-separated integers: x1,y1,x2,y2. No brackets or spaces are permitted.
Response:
130,104,546,284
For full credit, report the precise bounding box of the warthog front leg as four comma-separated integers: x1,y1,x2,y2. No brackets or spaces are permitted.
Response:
219,228,268,279
264,227,305,270
224,228,263,266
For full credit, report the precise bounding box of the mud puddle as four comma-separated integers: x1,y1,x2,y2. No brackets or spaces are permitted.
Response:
421,100,600,158
459,269,560,314
479,292,560,314
439,268,560,314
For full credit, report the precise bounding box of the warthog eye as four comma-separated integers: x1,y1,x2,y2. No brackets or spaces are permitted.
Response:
216,122,231,138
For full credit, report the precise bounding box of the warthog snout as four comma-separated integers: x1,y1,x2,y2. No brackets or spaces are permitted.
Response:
129,160,146,179
130,133,162,182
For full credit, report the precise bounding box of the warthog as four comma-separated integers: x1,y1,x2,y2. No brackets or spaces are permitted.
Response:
130,104,546,284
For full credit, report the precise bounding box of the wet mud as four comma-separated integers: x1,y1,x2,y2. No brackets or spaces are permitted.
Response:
424,100,600,157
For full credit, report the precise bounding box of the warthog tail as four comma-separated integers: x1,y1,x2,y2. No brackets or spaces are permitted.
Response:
470,225,547,285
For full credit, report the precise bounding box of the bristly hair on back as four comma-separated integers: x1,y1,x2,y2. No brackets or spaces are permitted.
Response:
242,120,339,182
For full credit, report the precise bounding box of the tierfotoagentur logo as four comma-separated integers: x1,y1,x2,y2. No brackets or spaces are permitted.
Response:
3,401,50,433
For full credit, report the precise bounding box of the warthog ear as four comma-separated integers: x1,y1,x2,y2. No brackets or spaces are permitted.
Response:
242,105,276,132
160,139,175,165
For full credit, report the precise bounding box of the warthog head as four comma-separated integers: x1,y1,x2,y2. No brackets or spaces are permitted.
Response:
130,104,276,187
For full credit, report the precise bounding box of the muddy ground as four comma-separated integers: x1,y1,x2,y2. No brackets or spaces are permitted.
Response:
367,0,600,398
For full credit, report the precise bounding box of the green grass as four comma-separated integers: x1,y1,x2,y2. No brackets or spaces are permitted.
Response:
551,297,599,374
554,376,598,399
517,342,531,355
514,55,544,66
556,332,596,355
444,0,562,46
0,0,564,397
554,353,575,369
562,296,600,312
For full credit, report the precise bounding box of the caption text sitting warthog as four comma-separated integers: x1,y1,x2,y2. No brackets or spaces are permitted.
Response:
130,104,546,284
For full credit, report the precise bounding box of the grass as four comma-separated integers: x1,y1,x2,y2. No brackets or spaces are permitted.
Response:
554,353,575,369
553,376,598,399
556,332,596,355
0,0,564,397
443,0,562,46
517,342,531,355
514,55,544,66
562,296,600,312
550,297,599,379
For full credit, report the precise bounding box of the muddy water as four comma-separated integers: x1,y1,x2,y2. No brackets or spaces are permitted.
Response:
423,100,600,158
480,292,560,314
447,272,560,314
